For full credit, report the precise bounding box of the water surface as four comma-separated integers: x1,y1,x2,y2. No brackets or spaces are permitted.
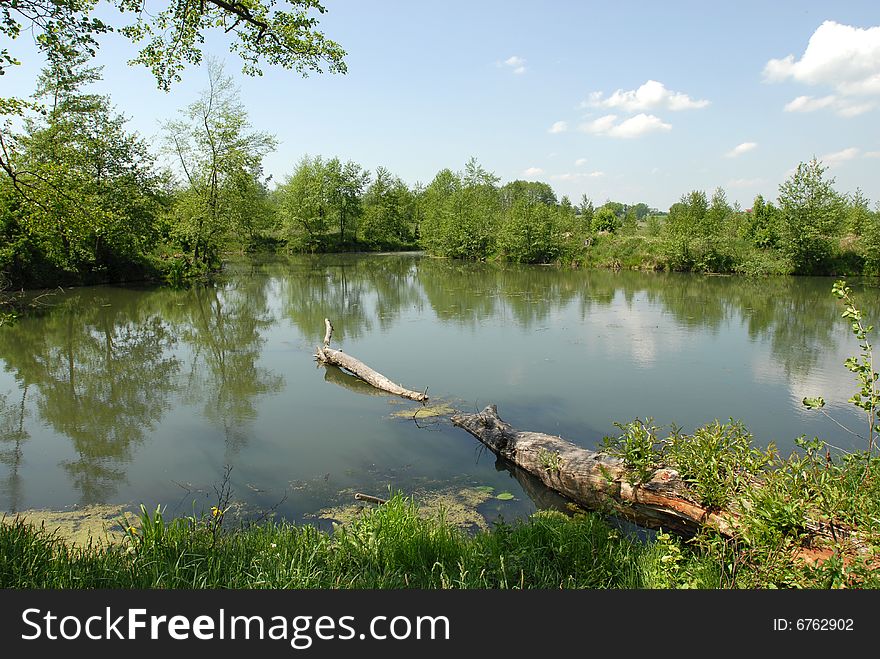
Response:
1,254,877,526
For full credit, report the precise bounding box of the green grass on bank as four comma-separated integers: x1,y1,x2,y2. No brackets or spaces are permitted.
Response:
2,489,876,590
1,496,716,589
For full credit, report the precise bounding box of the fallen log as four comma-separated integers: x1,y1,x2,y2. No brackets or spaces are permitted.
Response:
452,404,735,537
354,493,388,505
322,364,388,397
315,318,428,402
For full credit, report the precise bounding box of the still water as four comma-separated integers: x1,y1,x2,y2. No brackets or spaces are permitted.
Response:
1,253,877,526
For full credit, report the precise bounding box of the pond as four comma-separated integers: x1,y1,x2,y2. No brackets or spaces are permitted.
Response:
1,253,877,529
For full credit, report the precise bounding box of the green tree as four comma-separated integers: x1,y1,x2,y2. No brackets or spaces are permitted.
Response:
591,206,620,233
1,1,346,243
665,190,708,238
497,198,559,263
419,168,460,255
845,188,872,236
163,58,277,268
499,180,557,209
361,166,413,248
1,1,346,89
578,195,594,229
1,47,162,284
862,208,880,276
777,158,844,273
336,159,370,246
632,203,650,221
744,194,780,248
419,160,499,259
706,187,731,236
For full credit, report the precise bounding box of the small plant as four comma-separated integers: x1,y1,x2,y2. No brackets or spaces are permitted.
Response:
663,419,772,509
601,418,661,484
803,280,879,457
537,448,564,474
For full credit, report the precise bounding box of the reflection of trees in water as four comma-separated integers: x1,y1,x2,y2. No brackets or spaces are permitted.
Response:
0,386,29,513
278,253,426,341
592,272,869,382
0,292,180,505
360,256,424,330
279,255,374,343
418,259,582,329
166,278,283,459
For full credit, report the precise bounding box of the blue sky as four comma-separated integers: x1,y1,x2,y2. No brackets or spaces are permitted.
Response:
3,0,880,210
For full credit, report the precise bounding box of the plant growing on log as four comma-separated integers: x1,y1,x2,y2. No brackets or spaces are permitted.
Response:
663,420,773,510
537,448,564,474
600,418,661,484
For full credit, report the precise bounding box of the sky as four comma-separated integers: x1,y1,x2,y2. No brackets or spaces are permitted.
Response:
3,0,880,211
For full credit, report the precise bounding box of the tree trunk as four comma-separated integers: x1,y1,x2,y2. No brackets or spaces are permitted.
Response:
315,318,428,402
452,404,735,537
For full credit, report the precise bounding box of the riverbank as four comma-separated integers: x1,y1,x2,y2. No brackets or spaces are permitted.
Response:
2,482,877,589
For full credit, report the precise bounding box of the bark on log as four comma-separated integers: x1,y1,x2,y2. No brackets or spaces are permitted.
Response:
452,404,735,537
315,318,428,402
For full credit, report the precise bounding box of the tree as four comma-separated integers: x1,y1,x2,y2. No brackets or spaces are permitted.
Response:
361,166,414,248
744,194,780,248
163,58,277,268
861,203,880,275
578,195,594,230
419,168,460,255
499,180,556,209
706,187,731,236
592,206,620,233
845,188,872,236
777,158,844,273
1,1,346,207
665,190,708,238
1,1,347,89
632,203,650,221
336,159,370,245
1,46,163,283
497,198,559,263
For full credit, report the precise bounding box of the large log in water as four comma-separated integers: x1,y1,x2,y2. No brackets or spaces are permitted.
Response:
451,404,735,537
315,318,428,402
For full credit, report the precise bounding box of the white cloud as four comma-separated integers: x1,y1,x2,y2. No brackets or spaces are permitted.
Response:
784,94,876,117
586,80,709,112
821,147,860,167
726,142,758,158
579,114,619,134
548,121,568,134
727,177,764,189
865,151,880,158
578,113,671,138
550,171,605,182
523,167,543,177
764,21,880,116
503,55,527,74
574,158,588,167
609,114,672,138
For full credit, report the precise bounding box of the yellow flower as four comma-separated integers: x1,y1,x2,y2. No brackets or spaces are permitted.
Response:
211,506,221,518
128,526,138,535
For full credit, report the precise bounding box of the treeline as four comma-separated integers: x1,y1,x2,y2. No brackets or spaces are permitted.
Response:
3,57,880,291
272,155,880,277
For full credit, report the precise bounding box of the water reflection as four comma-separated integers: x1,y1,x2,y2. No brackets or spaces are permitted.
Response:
168,280,283,458
0,293,179,504
0,253,877,518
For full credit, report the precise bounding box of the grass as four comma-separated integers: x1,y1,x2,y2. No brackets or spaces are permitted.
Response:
1,494,720,589
4,453,880,590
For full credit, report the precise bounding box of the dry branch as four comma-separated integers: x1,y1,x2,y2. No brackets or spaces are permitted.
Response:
315,318,428,402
